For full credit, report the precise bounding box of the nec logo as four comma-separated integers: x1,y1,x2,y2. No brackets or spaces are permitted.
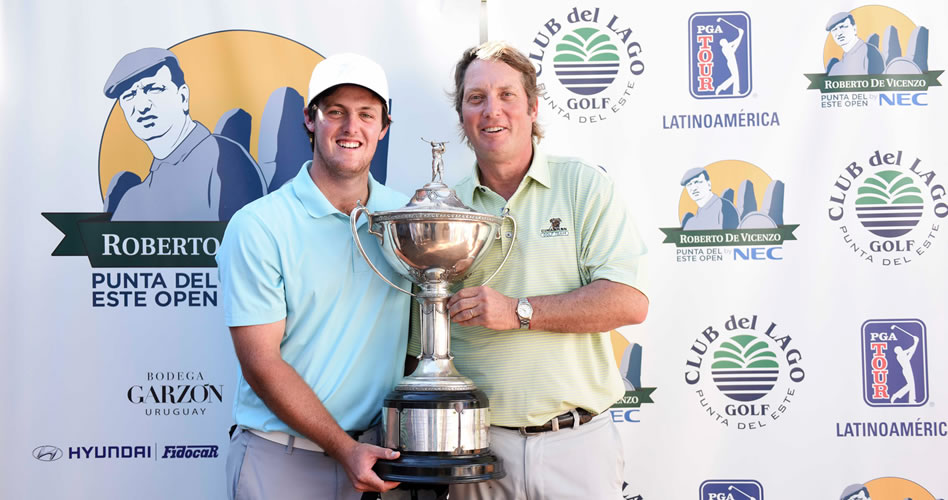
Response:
879,92,928,106
32,445,64,462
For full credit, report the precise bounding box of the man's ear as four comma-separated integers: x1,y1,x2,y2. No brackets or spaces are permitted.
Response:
303,104,316,133
378,115,392,140
178,84,190,114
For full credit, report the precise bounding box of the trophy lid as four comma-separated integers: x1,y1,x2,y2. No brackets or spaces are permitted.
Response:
372,139,501,223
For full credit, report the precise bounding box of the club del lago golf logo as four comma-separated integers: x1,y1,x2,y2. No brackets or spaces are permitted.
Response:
685,314,805,431
660,161,798,263
527,6,644,125
805,5,942,109
827,149,945,266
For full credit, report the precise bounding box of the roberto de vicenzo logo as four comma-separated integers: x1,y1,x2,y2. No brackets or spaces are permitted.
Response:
827,149,945,266
528,6,644,124
685,314,805,430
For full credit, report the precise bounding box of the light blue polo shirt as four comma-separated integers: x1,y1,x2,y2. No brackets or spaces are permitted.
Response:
217,161,411,434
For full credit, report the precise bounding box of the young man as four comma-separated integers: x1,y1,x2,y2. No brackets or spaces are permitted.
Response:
408,41,649,499
218,53,408,499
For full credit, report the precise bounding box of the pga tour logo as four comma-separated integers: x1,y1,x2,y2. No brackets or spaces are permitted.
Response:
689,12,752,99
700,480,763,500
862,319,928,407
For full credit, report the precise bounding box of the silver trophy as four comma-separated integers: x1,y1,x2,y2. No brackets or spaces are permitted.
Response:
349,139,513,483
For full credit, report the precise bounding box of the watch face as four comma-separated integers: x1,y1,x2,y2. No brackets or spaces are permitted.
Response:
517,301,532,318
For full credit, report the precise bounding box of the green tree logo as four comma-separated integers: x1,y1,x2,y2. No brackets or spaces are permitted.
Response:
855,170,923,238
553,28,620,95
711,334,779,402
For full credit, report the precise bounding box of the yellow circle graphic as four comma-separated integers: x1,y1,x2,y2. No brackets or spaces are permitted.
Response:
865,477,935,499
677,160,774,224
821,6,917,70
98,30,323,199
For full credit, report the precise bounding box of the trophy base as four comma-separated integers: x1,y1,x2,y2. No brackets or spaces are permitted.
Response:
374,450,505,484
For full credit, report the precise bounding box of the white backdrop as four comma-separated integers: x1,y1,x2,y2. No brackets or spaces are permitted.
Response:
2,1,946,499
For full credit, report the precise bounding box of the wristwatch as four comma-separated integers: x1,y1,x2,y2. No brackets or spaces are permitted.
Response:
516,298,533,329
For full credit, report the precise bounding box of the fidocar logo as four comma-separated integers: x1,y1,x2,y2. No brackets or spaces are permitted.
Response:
685,314,805,431
805,5,942,109
700,480,763,500
861,319,928,407
660,161,798,263
689,12,752,99
827,150,944,266
43,31,387,268
529,6,644,124
840,477,938,500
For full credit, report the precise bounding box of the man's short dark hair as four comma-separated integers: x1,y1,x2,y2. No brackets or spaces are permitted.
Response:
111,59,186,99
305,84,391,151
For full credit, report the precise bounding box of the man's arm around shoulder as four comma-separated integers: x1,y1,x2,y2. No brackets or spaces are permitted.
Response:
230,320,400,493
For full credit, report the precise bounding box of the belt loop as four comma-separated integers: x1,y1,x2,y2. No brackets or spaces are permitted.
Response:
551,415,560,432
569,409,580,430
285,435,295,455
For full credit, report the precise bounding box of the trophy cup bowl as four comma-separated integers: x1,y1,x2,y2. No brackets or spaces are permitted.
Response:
348,141,512,484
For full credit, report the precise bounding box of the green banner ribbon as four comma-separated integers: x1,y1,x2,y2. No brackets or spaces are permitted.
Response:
804,70,943,93
659,225,798,247
610,388,656,408
43,212,226,267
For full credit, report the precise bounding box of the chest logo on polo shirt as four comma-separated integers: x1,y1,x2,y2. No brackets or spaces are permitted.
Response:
540,217,570,237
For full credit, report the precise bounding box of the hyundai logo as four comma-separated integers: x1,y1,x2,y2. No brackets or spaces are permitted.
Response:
33,445,63,462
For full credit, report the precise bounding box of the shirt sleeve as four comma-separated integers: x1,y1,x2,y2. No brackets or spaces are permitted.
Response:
406,299,422,357
578,167,649,298
216,209,287,326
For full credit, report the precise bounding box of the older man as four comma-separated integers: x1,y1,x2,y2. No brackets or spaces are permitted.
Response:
408,41,649,499
680,167,739,230
825,12,884,76
103,47,266,220
218,53,408,499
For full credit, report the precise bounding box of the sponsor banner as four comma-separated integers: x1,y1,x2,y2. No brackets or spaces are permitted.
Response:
662,160,798,263
861,319,928,406
32,444,220,461
700,480,763,500
827,149,945,266
610,335,657,425
523,5,645,126
43,214,224,268
684,314,805,431
806,5,942,109
839,477,938,500
688,12,752,99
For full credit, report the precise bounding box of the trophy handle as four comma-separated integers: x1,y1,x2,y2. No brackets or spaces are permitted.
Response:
478,210,517,288
350,202,416,297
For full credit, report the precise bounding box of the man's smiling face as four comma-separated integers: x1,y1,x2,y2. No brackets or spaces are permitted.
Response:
460,59,537,163
307,84,389,179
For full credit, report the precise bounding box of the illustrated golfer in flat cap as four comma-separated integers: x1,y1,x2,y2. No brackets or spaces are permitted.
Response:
103,47,266,221
825,12,884,76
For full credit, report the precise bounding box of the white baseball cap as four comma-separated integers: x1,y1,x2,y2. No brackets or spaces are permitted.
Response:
307,53,390,106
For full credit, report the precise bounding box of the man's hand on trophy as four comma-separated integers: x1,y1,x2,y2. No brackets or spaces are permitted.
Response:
447,286,520,330
340,442,401,493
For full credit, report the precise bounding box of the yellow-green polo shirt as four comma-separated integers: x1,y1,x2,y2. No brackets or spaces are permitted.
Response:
407,148,649,427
